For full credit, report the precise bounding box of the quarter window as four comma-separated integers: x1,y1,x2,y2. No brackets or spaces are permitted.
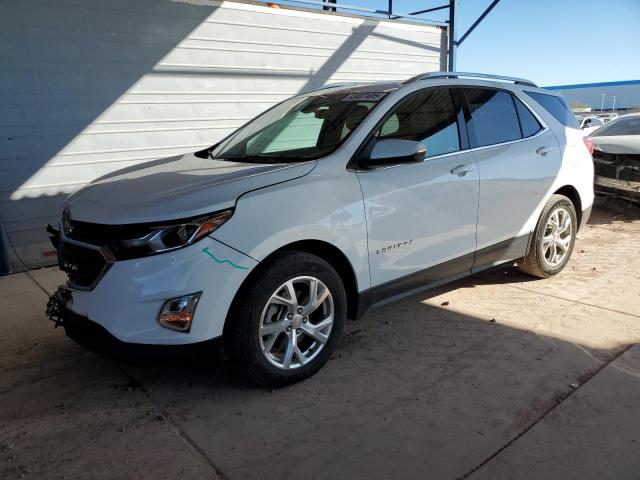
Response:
524,91,579,128
378,88,460,158
513,96,542,138
464,89,521,148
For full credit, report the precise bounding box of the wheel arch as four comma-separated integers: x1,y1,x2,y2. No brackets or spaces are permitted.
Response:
223,239,360,344
553,185,583,227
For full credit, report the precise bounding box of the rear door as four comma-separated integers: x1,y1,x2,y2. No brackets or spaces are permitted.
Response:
461,87,562,269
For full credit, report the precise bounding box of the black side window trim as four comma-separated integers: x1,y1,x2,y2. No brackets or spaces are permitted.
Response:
512,94,525,138
451,88,470,151
348,86,465,170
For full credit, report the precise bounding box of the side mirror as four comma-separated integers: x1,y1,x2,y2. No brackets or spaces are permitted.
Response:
362,139,426,167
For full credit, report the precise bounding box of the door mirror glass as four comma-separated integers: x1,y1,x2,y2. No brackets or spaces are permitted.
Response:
363,139,426,166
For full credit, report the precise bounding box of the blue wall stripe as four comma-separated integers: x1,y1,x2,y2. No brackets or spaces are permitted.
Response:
545,80,640,90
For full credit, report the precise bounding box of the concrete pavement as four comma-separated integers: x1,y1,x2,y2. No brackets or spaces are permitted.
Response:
1,202,639,479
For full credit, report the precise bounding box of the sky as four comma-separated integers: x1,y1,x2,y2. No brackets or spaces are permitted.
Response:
282,0,640,87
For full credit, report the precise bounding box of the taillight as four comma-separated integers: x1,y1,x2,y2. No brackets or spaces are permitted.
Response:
583,136,594,156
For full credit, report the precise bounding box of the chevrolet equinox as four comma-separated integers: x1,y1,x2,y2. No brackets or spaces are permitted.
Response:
47,72,594,386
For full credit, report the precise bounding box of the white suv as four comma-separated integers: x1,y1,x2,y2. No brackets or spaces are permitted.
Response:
47,72,594,386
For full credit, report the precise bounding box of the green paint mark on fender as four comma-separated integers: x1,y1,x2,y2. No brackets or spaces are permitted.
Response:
202,247,249,270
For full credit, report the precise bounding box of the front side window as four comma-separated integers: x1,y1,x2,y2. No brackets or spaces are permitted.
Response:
212,93,382,162
464,89,521,148
377,88,461,158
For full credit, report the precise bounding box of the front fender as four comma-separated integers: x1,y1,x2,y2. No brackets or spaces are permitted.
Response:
212,158,370,292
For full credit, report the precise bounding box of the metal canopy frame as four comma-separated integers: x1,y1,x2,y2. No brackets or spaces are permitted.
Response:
271,0,503,71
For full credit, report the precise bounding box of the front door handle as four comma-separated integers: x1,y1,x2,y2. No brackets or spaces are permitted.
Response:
536,146,552,156
450,164,475,176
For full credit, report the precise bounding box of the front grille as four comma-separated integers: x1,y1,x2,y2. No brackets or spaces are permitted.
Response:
58,240,110,289
67,220,151,246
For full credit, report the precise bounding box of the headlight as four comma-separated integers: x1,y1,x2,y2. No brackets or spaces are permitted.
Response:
117,209,232,257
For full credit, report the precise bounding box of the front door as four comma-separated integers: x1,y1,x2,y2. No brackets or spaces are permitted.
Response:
356,87,479,290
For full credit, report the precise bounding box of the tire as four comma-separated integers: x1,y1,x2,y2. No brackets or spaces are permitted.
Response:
227,250,346,387
518,194,577,278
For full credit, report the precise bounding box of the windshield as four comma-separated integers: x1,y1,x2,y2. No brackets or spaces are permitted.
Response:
211,92,385,162
591,115,640,137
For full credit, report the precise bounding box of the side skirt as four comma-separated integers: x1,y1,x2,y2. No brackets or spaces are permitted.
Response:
471,233,531,274
355,233,530,320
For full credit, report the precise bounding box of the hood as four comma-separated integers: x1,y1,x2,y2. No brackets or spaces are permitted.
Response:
67,153,316,224
591,135,640,155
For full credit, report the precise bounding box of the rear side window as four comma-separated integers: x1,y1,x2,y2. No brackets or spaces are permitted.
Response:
513,96,542,137
463,89,521,147
524,91,579,128
378,88,460,157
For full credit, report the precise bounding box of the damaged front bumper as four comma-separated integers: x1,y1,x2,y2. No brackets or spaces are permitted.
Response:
46,285,118,355
45,285,219,360
45,234,257,345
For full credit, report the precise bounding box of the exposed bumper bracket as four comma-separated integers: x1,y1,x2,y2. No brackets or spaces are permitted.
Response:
45,286,73,328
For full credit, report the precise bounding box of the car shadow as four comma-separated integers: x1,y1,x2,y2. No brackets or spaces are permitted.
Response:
114,262,583,389
3,260,637,479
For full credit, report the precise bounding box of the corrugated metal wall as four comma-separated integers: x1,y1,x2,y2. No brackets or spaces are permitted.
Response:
0,0,446,270
546,83,640,110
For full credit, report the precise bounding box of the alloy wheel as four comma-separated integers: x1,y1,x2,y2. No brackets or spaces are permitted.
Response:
258,276,334,370
541,206,573,267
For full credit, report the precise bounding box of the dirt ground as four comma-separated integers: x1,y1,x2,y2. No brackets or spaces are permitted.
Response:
2,200,640,480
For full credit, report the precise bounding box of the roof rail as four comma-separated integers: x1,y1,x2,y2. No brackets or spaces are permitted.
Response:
403,71,538,88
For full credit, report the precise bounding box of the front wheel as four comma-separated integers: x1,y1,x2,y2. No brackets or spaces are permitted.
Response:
228,251,346,387
518,194,577,278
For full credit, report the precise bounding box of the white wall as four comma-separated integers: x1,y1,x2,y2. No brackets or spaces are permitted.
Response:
0,0,445,270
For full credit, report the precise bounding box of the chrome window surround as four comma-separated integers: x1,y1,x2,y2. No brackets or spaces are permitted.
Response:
352,85,549,173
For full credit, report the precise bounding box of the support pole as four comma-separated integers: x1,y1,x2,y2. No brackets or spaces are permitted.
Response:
404,4,448,16
447,0,456,71
323,0,336,12
457,0,501,46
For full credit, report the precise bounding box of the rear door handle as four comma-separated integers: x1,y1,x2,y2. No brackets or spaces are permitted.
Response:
536,146,552,156
450,164,475,176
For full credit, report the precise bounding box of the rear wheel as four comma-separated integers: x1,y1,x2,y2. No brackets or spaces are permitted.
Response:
518,194,577,278
228,251,346,387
